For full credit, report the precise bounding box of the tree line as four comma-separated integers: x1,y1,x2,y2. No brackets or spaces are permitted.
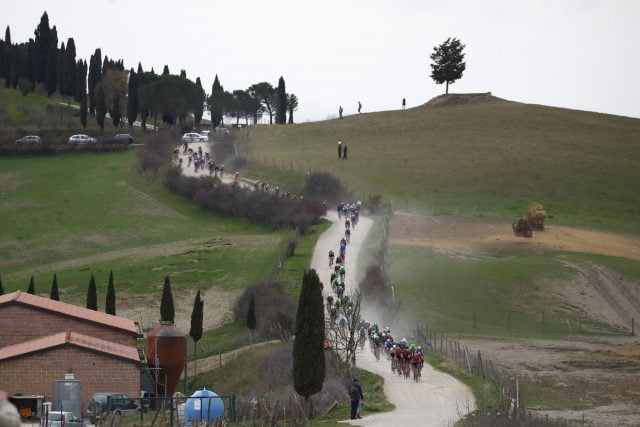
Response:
0,11,300,131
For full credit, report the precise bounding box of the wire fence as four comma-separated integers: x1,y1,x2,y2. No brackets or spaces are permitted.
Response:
414,321,526,418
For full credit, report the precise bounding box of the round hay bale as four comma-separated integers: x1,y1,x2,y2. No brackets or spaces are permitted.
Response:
527,202,546,231
512,218,533,237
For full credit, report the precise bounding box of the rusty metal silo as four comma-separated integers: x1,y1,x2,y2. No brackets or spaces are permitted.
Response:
146,321,186,397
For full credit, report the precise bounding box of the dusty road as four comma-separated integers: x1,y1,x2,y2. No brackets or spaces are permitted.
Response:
310,210,476,425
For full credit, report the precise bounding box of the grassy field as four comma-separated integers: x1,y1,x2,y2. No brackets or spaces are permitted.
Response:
0,150,289,310
389,244,634,339
187,342,392,425
242,96,640,233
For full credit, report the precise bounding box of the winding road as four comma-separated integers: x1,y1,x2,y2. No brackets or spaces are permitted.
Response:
179,141,476,425
310,211,476,426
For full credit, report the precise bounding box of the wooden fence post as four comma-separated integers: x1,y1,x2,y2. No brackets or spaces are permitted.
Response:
632,318,635,336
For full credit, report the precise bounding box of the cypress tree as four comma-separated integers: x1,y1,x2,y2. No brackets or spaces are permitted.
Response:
247,293,257,331
34,12,53,84
179,69,186,79
63,38,76,98
137,62,143,74
3,26,11,88
275,76,287,124
162,65,170,76
127,68,138,128
50,273,59,301
57,41,65,96
80,93,87,129
287,93,298,124
112,95,121,128
210,74,224,128
105,270,116,315
27,276,35,294
96,85,106,129
88,48,102,114
194,77,204,127
86,274,97,310
160,276,175,323
292,269,326,405
45,41,57,96
0,275,4,296
189,290,204,360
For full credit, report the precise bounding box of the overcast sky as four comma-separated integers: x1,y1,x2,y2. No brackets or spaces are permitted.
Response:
4,0,640,121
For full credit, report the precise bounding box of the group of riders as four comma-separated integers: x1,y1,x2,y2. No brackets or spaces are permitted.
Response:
363,323,425,382
324,201,425,383
325,202,362,324
174,141,292,196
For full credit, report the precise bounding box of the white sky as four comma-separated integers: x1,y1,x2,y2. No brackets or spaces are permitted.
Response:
4,0,640,121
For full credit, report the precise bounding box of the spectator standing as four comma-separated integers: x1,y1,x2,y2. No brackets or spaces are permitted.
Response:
339,105,344,119
343,144,348,160
358,101,362,113
349,378,364,420
338,141,342,159
402,98,406,110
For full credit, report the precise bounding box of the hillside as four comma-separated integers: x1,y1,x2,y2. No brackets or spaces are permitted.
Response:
0,150,290,331
242,94,640,233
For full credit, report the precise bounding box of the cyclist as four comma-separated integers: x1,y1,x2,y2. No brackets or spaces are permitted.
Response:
339,265,346,281
328,250,335,267
345,228,351,242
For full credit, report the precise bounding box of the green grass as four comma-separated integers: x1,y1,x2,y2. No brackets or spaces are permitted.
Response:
244,97,640,233
0,85,63,125
0,150,288,307
313,368,394,425
389,244,629,338
425,352,500,416
277,220,331,297
187,320,271,362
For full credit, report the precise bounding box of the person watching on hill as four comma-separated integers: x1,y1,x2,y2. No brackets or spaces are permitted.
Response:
338,141,342,159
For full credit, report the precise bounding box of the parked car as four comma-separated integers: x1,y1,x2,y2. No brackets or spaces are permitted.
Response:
41,411,84,427
105,134,135,145
181,132,207,142
68,134,97,145
87,392,141,423
15,135,43,146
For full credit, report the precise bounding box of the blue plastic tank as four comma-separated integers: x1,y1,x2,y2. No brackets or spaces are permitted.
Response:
184,389,224,423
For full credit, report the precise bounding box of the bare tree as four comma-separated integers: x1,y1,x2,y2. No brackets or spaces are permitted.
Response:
326,292,362,369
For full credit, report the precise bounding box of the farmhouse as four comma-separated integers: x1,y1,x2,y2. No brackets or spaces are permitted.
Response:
0,291,141,410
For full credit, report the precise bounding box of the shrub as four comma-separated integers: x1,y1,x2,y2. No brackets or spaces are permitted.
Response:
18,78,34,96
137,127,180,173
286,234,300,258
300,171,350,204
234,281,297,335
164,168,325,233
231,155,247,170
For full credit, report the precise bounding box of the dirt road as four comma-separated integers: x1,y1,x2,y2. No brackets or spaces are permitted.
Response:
310,210,476,425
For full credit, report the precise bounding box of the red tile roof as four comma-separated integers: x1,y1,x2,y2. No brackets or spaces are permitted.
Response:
0,331,140,362
0,291,137,334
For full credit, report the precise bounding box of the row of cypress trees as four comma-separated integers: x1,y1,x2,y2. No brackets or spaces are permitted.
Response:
0,271,117,315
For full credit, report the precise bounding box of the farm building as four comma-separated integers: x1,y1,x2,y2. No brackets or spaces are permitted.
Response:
0,291,141,412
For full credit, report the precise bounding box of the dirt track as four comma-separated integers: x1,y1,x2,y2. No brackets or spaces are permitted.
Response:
310,211,475,425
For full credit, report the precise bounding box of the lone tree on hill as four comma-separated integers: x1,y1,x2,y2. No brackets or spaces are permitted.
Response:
50,273,60,301
87,274,97,310
27,276,35,294
248,82,275,124
105,270,116,315
292,269,326,415
246,293,257,344
160,276,175,323
429,37,466,95
189,289,204,377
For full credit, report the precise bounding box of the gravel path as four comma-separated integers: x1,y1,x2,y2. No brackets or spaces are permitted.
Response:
310,210,476,425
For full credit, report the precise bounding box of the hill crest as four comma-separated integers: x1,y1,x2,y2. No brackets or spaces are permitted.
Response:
423,92,506,108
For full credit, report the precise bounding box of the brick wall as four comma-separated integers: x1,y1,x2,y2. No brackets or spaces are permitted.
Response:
0,345,140,413
0,304,135,347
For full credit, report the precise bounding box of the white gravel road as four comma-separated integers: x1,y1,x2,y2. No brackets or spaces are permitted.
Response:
177,142,476,425
310,210,476,426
